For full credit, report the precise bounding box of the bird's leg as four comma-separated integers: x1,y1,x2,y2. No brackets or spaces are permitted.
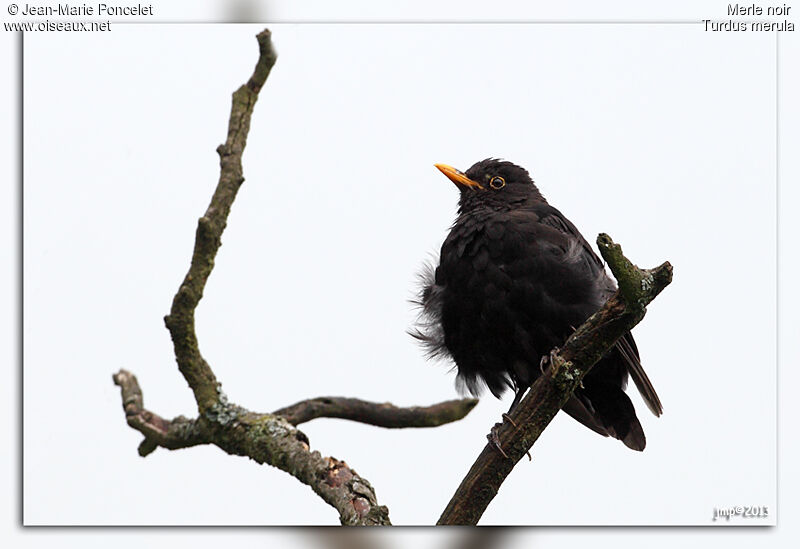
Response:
540,348,583,387
539,347,562,374
508,387,526,413
487,416,532,461
487,388,532,460
539,353,550,374
505,388,534,461
486,425,509,459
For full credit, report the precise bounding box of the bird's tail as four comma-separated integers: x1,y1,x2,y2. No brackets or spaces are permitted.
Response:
565,383,647,451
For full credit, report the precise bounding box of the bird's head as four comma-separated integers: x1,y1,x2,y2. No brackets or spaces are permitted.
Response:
434,158,546,212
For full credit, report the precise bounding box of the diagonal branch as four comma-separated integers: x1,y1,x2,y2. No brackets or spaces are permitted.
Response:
437,234,673,525
274,397,478,428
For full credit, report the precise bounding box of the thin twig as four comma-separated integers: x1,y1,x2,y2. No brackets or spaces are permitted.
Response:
274,397,478,428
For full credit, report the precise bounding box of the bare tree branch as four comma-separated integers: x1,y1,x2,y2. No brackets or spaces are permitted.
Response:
112,29,397,526
113,369,209,456
161,30,276,414
112,368,390,525
274,397,478,428
437,234,673,525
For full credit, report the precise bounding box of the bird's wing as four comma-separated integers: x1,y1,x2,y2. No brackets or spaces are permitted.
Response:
526,204,663,417
535,205,605,270
616,333,663,416
561,396,611,437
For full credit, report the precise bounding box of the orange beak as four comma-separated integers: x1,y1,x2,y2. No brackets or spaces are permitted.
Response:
434,163,484,190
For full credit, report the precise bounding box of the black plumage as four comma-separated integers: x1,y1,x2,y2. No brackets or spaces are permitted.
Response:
412,158,661,451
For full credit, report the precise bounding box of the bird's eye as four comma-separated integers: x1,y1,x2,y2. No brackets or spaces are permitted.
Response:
490,176,506,190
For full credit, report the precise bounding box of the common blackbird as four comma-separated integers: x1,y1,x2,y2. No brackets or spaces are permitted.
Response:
412,158,662,451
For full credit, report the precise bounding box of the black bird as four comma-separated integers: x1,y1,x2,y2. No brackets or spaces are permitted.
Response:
412,158,662,451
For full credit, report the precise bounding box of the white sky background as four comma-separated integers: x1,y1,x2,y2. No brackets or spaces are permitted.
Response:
4,0,800,546
22,22,776,525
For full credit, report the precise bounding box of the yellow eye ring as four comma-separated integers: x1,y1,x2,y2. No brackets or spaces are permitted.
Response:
490,176,505,189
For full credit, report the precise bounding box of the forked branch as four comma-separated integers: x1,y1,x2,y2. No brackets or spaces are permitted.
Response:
112,29,477,526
